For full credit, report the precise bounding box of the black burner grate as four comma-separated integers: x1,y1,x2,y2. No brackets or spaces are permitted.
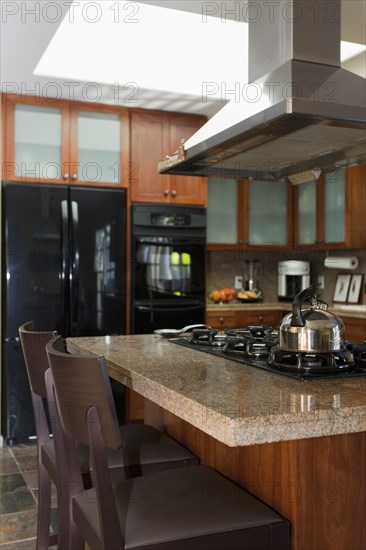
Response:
171,328,366,381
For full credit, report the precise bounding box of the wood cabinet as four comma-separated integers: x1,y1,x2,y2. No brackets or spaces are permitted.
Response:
208,165,366,250
207,178,293,249
294,165,366,249
125,387,144,423
206,308,285,329
2,94,130,187
130,109,207,205
161,409,366,550
343,317,366,342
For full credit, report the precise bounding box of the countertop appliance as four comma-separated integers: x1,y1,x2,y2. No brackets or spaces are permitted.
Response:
244,259,262,293
171,326,366,381
158,0,366,180
131,204,206,334
2,182,127,444
278,260,310,302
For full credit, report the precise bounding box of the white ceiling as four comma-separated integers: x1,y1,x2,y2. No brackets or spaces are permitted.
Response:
1,0,365,118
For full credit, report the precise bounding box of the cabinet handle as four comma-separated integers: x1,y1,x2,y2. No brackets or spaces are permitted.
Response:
72,174,78,181
63,173,69,180
164,189,169,197
171,190,177,197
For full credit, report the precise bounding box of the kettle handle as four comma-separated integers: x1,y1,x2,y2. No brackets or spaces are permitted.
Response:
290,285,317,327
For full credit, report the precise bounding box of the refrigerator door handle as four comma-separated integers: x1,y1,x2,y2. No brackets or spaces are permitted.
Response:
61,200,69,324
71,201,80,323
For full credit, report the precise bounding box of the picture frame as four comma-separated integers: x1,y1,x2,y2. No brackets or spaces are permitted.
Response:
333,273,351,303
347,273,363,304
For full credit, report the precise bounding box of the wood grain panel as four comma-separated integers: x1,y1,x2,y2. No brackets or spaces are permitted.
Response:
343,317,366,342
158,407,366,550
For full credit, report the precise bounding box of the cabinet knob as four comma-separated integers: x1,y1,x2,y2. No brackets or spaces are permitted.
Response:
238,240,244,245
164,189,169,197
63,173,69,180
219,316,224,325
171,190,177,197
72,174,78,181
258,315,264,323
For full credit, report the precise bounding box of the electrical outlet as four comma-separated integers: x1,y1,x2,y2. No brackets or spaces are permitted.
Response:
234,276,243,290
317,276,325,290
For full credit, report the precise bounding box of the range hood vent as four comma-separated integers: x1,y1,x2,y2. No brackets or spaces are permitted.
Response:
158,0,366,180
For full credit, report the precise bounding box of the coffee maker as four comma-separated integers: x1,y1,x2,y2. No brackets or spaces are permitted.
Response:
278,260,310,301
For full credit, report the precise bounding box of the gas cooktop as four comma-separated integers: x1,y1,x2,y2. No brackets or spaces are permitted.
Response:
170,326,366,381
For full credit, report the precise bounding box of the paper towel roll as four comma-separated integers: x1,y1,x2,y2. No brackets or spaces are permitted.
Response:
324,256,359,270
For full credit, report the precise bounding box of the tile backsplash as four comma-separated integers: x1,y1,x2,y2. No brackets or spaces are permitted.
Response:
206,248,366,305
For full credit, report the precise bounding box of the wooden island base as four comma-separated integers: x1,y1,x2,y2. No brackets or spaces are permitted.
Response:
145,399,366,550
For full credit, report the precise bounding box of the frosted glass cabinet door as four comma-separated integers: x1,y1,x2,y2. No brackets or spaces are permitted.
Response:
207,178,237,243
76,111,121,184
298,179,317,244
324,169,346,243
15,104,62,180
249,180,288,245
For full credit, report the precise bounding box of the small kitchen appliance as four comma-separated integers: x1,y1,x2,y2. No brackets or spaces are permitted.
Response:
278,260,310,302
244,259,262,293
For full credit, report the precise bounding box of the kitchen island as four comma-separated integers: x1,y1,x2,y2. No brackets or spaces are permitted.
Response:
67,334,366,550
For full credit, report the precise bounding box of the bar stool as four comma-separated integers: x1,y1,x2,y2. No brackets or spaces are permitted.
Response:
19,321,94,549
47,335,291,550
19,322,198,550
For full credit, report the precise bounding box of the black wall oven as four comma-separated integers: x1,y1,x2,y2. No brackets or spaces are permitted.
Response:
131,204,206,334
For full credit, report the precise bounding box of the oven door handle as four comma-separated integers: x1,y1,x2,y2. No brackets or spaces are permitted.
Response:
135,304,204,313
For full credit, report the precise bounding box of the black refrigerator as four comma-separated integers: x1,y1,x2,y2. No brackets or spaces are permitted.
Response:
1,182,127,444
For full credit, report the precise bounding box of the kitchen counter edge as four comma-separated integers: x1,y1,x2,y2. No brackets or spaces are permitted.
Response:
67,334,366,448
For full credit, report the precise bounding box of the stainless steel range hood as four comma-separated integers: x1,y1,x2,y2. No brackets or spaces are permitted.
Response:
158,0,366,180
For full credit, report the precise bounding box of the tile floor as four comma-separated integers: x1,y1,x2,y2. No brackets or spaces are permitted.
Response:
0,443,57,549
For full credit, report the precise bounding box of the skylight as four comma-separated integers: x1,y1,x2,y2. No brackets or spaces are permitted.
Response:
341,41,366,62
34,1,248,101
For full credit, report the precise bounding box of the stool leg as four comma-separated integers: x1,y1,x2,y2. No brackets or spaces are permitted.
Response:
36,462,52,550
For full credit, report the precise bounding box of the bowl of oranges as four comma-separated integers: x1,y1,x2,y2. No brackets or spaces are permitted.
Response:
208,288,236,303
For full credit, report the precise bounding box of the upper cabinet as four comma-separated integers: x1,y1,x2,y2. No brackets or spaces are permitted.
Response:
240,179,291,248
208,165,366,250
207,178,293,249
3,94,130,187
294,165,366,249
130,109,207,205
207,177,238,244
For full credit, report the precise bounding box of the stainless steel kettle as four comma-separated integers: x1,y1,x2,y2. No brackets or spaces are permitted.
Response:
279,285,345,352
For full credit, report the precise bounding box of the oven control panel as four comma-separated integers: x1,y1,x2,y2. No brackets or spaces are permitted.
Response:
151,214,191,226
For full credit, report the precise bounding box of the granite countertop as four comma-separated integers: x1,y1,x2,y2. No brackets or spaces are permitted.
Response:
206,301,366,319
67,334,366,448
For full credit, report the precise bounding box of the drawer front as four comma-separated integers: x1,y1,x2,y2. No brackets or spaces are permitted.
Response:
206,310,286,330
343,317,366,342
238,311,284,328
206,313,237,329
